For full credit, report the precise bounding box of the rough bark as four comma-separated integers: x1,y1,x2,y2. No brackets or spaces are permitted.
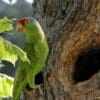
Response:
23,0,100,100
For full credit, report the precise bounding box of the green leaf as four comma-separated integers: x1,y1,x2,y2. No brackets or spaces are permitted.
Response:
0,17,13,33
0,37,30,65
0,73,14,98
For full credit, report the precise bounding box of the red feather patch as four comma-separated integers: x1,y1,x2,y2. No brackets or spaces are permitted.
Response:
18,18,28,26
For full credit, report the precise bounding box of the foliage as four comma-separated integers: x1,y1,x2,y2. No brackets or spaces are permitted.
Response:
0,73,14,98
0,17,30,98
0,17,13,33
0,37,30,65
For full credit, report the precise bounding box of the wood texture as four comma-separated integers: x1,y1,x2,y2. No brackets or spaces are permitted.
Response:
23,0,100,99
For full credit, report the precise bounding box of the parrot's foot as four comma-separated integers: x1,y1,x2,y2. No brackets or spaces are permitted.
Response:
24,84,44,96
24,88,33,96
34,84,44,95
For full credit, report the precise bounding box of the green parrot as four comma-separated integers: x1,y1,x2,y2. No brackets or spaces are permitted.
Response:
13,17,49,100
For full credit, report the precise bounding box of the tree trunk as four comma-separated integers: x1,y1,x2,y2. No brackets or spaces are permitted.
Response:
23,0,100,99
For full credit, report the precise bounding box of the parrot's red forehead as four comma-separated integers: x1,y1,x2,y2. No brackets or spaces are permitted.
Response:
18,18,28,26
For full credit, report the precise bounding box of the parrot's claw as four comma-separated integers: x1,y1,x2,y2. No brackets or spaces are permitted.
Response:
24,84,44,96
24,88,33,96
34,84,44,95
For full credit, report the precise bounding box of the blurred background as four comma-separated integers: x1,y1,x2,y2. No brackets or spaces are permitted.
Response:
0,0,33,18
0,0,33,78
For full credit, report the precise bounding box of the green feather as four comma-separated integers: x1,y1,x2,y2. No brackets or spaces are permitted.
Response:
13,19,49,100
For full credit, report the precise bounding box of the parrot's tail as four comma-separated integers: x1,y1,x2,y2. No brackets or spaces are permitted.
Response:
13,80,26,100
13,60,29,100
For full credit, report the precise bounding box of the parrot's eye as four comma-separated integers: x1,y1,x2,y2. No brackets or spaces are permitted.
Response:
73,47,100,83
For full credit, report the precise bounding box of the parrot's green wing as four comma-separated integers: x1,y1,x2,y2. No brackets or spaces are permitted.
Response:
24,20,49,88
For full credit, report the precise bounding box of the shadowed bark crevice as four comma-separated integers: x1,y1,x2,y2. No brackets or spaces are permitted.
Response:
35,72,44,85
73,47,100,83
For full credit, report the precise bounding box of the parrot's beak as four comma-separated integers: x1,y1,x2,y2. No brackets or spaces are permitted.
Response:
16,24,25,32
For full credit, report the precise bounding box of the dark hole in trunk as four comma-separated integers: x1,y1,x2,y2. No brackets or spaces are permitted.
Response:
73,47,100,83
35,72,44,84
25,72,43,90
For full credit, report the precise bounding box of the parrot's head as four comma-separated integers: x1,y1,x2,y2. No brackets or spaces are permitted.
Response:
16,17,33,32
